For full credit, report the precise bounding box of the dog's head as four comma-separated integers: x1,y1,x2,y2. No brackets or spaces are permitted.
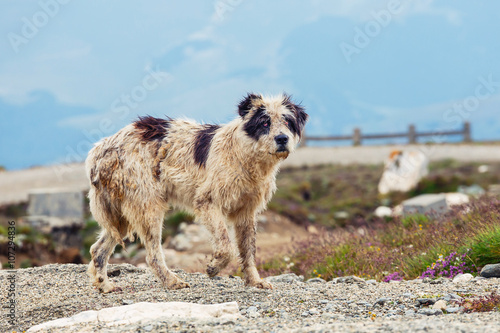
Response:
237,93,308,159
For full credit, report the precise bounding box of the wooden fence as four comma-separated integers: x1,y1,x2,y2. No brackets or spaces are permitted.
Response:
301,122,471,147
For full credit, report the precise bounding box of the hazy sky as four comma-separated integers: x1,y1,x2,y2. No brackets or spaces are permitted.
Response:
1,1,500,169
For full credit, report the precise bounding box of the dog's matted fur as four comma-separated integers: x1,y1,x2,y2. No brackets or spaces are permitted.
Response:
86,93,308,292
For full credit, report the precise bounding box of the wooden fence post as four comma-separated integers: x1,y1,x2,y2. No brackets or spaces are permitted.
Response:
463,122,471,142
408,124,416,144
300,130,307,147
353,128,361,146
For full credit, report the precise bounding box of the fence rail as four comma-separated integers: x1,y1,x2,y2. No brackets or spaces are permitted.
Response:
301,122,471,147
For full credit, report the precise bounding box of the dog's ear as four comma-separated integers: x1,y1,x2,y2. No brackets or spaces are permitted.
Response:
283,93,308,134
238,93,261,118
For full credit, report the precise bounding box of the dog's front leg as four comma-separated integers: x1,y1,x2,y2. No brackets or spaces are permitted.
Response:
235,215,273,289
196,207,233,278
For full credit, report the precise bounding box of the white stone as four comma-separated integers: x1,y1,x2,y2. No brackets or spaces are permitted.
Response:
445,193,469,207
452,273,474,284
478,165,489,173
432,300,447,310
27,302,241,332
374,206,392,218
378,150,429,195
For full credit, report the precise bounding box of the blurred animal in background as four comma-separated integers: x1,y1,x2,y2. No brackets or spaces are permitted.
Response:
378,150,429,195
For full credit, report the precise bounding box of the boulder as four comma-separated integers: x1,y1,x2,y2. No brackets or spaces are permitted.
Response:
480,263,500,278
26,188,84,229
378,150,429,195
402,194,448,216
27,301,241,332
452,273,474,284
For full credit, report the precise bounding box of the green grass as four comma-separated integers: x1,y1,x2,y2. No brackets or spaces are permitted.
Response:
467,225,500,267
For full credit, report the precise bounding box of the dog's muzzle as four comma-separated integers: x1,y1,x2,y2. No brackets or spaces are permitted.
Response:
275,134,289,153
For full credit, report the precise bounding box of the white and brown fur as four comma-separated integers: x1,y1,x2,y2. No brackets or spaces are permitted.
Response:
86,93,308,292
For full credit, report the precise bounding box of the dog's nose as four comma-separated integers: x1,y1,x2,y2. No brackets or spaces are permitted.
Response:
275,134,289,145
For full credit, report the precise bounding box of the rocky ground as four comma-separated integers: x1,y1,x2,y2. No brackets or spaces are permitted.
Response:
1,264,500,332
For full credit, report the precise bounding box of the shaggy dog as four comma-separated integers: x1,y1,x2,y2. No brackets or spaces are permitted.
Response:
86,93,308,292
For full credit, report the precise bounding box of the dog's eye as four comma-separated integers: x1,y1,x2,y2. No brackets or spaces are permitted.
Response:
263,121,270,127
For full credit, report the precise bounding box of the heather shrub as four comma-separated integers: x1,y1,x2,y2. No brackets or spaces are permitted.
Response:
420,251,475,279
459,292,500,313
258,197,500,281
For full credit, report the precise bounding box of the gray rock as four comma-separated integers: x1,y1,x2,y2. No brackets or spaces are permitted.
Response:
402,194,448,216
356,301,372,308
430,277,448,284
417,298,436,306
301,311,310,317
308,308,319,315
375,297,391,306
452,273,474,283
402,292,414,298
306,277,326,284
170,233,192,251
417,308,443,316
247,306,258,313
142,325,153,332
122,299,134,305
366,279,377,285
336,276,366,284
443,293,462,302
265,273,304,284
458,184,485,198
27,189,84,228
446,307,461,314
480,263,500,278
404,310,415,316
247,311,260,318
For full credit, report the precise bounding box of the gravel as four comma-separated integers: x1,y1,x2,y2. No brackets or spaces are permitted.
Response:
1,264,500,332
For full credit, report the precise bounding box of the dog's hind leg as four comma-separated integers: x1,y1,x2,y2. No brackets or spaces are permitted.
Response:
142,217,190,290
88,229,120,293
234,215,272,289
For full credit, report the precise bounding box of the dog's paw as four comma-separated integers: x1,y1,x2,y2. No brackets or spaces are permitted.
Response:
167,280,190,290
206,265,220,278
247,280,273,290
97,282,122,293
